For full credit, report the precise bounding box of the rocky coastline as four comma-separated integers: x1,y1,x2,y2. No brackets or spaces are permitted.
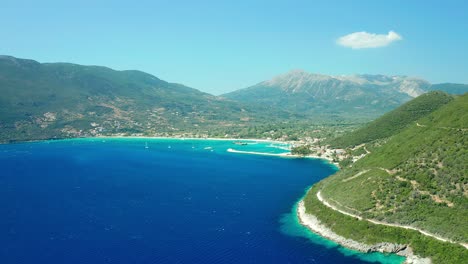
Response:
296,200,431,264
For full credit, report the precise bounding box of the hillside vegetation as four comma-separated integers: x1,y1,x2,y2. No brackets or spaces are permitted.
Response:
1,55,466,144
0,55,298,142
304,93,468,263
330,91,454,148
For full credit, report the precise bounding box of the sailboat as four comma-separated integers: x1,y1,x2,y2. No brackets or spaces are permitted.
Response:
145,142,149,149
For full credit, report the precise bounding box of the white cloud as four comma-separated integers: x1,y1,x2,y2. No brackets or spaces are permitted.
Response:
337,31,402,49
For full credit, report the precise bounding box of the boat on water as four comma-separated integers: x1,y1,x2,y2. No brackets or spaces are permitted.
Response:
233,141,248,146
145,142,149,149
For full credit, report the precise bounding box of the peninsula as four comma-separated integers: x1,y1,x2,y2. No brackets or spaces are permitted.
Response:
296,92,468,263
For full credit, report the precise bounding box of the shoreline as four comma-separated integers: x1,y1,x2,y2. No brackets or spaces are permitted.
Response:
2,136,289,146
99,136,339,167
94,135,290,145
316,191,468,249
2,135,429,263
3,136,340,167
296,199,431,264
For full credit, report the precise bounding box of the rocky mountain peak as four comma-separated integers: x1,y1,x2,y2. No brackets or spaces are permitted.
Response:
261,70,429,97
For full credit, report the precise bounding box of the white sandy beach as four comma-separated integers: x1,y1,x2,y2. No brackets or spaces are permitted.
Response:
95,135,289,145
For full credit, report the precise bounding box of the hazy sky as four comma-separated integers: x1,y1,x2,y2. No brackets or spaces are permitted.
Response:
1,0,467,94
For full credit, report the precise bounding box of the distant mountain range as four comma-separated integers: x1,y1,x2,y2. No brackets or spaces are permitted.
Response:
222,70,468,119
0,55,467,142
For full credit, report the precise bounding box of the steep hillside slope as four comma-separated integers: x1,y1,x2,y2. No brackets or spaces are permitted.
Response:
303,93,468,263
330,91,454,148
323,93,467,240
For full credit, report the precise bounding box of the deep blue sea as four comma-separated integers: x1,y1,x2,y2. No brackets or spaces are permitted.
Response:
0,138,404,264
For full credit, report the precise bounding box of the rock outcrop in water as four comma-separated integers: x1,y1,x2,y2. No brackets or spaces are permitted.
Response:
367,242,407,253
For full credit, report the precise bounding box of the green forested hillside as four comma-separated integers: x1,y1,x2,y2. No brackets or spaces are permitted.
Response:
330,91,454,148
0,55,297,142
2,55,466,144
305,93,468,263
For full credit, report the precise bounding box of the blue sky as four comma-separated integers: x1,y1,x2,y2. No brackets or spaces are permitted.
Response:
1,0,467,94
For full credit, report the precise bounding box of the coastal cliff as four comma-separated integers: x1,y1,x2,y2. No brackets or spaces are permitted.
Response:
296,200,431,264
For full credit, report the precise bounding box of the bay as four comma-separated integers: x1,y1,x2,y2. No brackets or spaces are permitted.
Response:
0,138,404,263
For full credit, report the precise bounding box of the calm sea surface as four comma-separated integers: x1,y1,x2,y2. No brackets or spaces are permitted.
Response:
0,138,404,264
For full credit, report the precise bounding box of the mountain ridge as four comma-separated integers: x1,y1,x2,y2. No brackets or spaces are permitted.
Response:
223,69,468,120
262,69,429,97
0,55,298,142
329,91,455,148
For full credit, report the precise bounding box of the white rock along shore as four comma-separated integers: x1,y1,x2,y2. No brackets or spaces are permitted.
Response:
296,200,432,264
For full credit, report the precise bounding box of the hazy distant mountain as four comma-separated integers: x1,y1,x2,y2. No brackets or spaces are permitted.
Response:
0,55,293,142
222,70,467,119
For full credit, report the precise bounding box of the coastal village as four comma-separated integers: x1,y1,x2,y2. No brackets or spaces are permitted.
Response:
31,111,358,168
24,111,363,176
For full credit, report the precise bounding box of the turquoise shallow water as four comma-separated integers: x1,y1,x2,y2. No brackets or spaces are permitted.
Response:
0,138,404,264
280,202,405,264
